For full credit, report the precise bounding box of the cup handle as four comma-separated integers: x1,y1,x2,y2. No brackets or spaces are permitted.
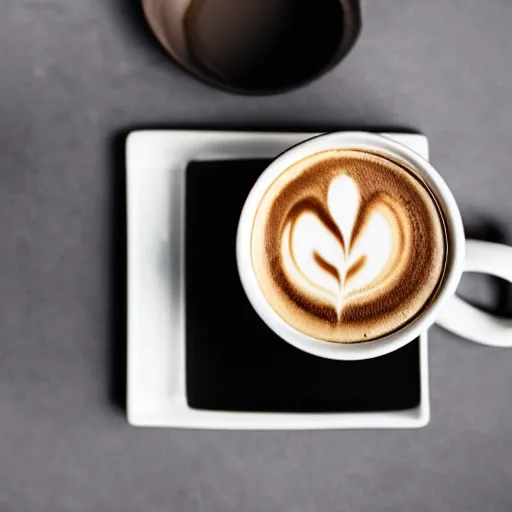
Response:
436,239,512,347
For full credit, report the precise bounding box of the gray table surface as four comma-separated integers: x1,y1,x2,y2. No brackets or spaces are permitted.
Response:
2,1,512,511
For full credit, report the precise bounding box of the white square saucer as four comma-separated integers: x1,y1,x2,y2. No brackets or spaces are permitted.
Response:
126,130,430,429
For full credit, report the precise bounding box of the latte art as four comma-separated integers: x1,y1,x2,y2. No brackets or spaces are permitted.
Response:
251,149,447,343
282,174,406,318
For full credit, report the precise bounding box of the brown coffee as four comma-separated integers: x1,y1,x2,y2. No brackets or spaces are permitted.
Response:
251,149,447,343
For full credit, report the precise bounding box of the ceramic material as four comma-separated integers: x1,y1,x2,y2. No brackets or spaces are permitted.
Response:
126,130,430,429
237,132,512,360
141,0,361,94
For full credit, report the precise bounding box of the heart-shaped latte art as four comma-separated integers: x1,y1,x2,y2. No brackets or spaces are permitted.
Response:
250,148,447,343
281,174,403,318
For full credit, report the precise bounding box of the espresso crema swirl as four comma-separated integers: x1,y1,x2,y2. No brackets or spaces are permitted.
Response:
251,149,447,343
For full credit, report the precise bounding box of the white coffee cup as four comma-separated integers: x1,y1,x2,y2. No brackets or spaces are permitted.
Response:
237,132,512,360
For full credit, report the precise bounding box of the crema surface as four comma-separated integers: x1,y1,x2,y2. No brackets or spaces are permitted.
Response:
251,149,447,343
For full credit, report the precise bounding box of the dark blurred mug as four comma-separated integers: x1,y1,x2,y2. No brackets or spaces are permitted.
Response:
142,0,361,94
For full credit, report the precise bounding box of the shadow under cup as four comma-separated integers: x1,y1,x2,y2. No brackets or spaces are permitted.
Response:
143,0,361,94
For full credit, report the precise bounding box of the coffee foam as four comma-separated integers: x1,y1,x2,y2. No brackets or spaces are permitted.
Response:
251,149,447,343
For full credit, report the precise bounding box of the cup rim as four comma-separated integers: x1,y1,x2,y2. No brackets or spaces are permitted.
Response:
236,132,465,360
142,0,361,96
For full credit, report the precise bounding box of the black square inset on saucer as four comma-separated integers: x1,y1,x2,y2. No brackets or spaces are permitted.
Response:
185,160,421,413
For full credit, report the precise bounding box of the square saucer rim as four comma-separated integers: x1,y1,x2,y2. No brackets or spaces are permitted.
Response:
126,130,430,429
